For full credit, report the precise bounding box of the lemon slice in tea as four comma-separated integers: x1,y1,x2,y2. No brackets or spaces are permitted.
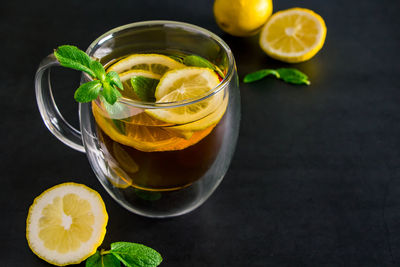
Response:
112,142,139,174
146,67,222,124
93,104,215,152
107,54,185,75
164,95,228,139
26,183,108,266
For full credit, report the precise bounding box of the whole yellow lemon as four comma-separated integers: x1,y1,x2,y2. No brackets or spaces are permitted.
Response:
213,0,273,37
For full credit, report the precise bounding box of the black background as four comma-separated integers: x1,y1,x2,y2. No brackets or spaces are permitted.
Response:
2,0,400,266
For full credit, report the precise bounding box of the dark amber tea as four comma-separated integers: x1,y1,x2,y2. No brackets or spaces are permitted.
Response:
92,52,228,192
35,21,239,217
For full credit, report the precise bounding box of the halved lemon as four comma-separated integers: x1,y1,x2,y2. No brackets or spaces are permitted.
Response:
259,8,327,63
146,67,223,124
107,54,185,75
26,183,108,266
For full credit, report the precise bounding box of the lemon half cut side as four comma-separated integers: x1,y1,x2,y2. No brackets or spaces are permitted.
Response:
259,8,327,63
26,182,108,266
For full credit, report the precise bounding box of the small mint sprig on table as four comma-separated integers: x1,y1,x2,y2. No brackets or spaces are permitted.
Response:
243,68,310,85
86,242,163,267
54,45,123,105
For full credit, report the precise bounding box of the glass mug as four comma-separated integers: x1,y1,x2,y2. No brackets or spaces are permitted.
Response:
35,21,240,218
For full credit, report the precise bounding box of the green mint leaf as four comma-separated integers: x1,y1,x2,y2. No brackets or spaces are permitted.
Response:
183,55,224,77
107,71,124,90
276,68,310,85
74,80,102,102
86,251,121,267
130,76,159,102
100,83,119,105
112,119,126,135
183,55,215,69
100,96,131,119
134,189,162,201
86,251,102,267
90,60,107,82
114,85,122,98
168,55,184,63
54,45,96,78
183,55,224,78
243,69,279,83
54,44,125,105
110,242,162,267
243,68,310,85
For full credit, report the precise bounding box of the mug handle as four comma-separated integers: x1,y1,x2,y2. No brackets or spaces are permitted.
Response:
35,54,85,153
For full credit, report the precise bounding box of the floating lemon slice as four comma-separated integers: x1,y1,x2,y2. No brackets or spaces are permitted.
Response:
259,8,327,63
119,69,161,82
107,54,185,75
107,160,133,189
164,94,228,139
93,104,216,152
26,183,108,266
112,142,139,174
146,67,222,125
105,143,139,189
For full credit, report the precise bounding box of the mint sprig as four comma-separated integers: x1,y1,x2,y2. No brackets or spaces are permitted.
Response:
54,45,123,105
243,68,310,85
86,242,162,267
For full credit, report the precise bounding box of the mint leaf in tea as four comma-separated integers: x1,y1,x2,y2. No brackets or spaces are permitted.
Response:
54,46,229,191
92,51,228,192
130,76,159,102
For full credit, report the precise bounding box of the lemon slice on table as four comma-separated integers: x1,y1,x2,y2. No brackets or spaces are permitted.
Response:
259,8,327,63
146,67,223,125
26,183,108,266
107,54,185,75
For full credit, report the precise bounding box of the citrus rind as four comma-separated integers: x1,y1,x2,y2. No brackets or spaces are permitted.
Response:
26,183,108,266
259,7,327,63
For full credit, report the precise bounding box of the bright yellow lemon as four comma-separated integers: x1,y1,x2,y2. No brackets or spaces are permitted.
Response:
259,7,327,63
26,183,108,266
214,0,273,37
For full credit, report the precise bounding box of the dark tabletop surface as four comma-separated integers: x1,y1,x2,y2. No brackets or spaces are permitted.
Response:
2,0,400,266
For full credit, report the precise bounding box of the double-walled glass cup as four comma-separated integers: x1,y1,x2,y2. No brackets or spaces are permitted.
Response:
35,21,240,218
